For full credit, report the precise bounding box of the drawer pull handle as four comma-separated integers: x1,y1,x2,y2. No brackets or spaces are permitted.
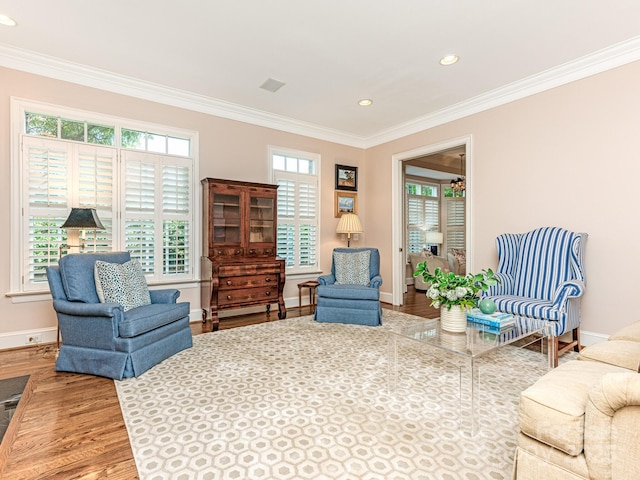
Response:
226,280,232,286
265,277,271,282
234,249,241,255
265,291,271,296
249,249,256,255
226,295,232,300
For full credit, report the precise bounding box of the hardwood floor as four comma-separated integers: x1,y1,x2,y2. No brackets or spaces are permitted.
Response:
0,287,434,479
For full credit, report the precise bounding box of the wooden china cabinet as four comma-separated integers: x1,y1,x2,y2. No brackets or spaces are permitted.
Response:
201,178,286,331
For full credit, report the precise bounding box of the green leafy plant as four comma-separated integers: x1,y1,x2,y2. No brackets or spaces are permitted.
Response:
414,261,499,310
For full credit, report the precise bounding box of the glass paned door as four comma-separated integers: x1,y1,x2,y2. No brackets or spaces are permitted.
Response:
212,193,241,243
249,195,274,243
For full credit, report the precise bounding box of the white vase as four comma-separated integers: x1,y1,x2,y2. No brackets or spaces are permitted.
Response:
440,305,468,333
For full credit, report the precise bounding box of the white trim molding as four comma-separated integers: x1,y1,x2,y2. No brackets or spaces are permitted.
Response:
2,36,640,148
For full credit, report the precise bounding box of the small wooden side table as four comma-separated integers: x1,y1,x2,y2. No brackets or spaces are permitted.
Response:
297,280,320,314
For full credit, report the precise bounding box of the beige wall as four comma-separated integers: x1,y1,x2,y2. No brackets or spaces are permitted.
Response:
0,66,365,346
1,59,638,347
365,60,640,337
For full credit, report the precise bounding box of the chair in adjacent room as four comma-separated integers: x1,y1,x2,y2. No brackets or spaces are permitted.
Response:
315,247,382,326
46,251,193,380
482,227,587,367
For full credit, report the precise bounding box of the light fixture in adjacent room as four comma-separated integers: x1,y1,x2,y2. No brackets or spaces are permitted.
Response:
358,99,373,106
425,231,443,256
60,208,105,255
0,14,17,26
336,213,363,247
440,54,459,66
450,153,466,194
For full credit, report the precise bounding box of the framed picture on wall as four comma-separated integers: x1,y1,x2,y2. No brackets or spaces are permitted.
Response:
335,164,358,191
334,191,358,217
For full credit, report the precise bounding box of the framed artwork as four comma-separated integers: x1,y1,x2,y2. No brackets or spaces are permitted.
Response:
335,164,358,191
334,191,358,217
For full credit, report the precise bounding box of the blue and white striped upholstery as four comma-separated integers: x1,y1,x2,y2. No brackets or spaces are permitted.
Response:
483,227,587,337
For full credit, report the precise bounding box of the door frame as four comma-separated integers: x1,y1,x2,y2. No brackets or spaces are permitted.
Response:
391,135,473,306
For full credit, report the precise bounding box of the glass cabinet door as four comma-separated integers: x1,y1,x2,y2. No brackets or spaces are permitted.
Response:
212,192,241,244
249,195,274,243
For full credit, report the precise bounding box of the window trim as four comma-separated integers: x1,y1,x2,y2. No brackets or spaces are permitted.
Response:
9,97,200,296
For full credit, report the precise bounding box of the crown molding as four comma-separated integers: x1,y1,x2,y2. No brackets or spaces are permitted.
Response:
363,35,640,148
0,44,368,148
1,36,640,151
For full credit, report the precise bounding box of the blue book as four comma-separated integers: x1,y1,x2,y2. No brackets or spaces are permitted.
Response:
466,308,514,328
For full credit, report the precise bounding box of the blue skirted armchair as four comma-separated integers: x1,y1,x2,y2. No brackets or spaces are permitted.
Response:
47,252,193,380
482,227,587,366
315,248,382,326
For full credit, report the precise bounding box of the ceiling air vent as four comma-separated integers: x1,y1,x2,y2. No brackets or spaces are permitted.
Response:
260,77,286,93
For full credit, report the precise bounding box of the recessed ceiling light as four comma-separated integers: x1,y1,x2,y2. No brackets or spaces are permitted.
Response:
0,14,17,27
358,99,373,106
440,54,459,66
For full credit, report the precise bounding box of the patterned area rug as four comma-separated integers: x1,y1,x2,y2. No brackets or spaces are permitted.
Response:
115,310,558,480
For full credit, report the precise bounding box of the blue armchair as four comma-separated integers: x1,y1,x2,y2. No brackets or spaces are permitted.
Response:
315,248,382,326
482,227,587,366
47,252,193,380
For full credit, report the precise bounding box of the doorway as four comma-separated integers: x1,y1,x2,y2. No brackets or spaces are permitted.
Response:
391,136,472,306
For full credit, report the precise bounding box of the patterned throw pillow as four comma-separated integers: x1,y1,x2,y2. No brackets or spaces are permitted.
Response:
94,259,151,311
451,248,466,265
333,250,371,286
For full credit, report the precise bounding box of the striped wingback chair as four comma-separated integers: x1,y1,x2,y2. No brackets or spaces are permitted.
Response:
482,227,587,367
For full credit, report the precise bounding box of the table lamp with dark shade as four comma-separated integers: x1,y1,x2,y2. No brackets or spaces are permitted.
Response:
60,208,105,254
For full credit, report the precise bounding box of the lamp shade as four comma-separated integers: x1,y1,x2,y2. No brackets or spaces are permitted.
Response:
425,231,443,244
61,208,105,230
336,213,363,234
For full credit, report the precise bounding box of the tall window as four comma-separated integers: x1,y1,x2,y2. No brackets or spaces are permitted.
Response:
269,146,319,274
12,99,198,293
444,197,465,252
406,181,439,254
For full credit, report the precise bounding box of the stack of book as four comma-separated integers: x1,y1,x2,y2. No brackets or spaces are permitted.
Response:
466,308,515,333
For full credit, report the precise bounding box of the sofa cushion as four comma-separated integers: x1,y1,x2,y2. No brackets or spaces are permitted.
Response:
609,321,640,342
333,250,371,285
578,340,640,371
58,252,131,303
94,259,151,311
119,302,190,338
519,359,630,456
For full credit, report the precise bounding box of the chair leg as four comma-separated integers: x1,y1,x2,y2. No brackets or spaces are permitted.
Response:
548,336,559,368
572,327,581,352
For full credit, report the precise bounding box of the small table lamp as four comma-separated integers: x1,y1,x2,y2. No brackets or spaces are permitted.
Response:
425,231,443,256
60,208,105,256
336,213,363,247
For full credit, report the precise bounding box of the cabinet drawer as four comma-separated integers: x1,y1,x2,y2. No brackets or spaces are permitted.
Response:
219,274,277,290
246,247,275,257
219,287,276,306
212,247,244,259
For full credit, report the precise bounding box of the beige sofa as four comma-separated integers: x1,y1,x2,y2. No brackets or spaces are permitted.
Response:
513,321,640,479
408,252,449,291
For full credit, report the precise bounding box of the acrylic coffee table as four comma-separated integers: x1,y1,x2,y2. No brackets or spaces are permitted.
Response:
388,316,552,436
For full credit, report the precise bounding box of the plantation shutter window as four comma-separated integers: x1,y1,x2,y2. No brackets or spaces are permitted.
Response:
270,148,320,274
405,181,439,254
13,100,198,294
123,151,192,281
445,197,465,252
22,136,116,291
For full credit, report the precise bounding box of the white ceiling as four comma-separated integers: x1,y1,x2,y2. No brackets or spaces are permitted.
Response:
1,1,640,147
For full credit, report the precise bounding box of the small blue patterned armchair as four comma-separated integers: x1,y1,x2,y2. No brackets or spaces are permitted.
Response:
315,248,383,326
47,252,193,380
482,227,587,366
